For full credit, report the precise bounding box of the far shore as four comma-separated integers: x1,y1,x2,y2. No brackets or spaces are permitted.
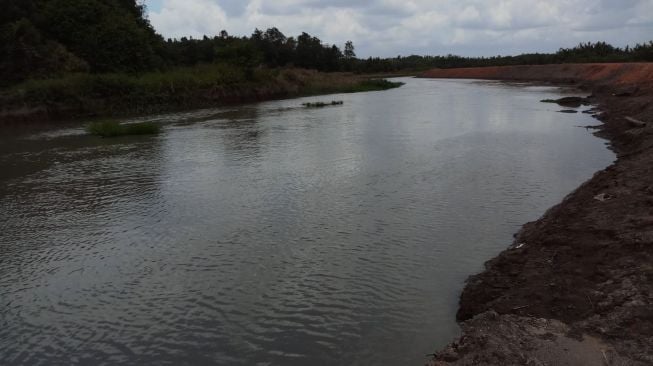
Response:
0,68,402,126
423,62,653,365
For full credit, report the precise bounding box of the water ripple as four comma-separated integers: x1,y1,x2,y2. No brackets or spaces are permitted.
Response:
0,78,613,365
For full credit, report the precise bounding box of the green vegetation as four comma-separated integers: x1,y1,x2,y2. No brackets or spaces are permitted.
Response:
0,1,406,121
302,101,344,108
2,1,650,87
342,79,405,92
87,120,160,137
0,0,163,86
0,1,358,87
7,63,250,113
1,66,400,119
0,0,650,123
540,97,590,108
354,41,653,74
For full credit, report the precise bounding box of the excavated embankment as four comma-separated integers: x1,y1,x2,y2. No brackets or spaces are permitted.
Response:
422,63,653,365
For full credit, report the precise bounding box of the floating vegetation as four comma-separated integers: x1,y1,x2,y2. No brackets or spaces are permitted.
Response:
87,120,161,137
540,96,590,108
302,100,344,108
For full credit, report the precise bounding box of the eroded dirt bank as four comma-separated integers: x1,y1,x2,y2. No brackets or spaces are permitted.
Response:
422,63,653,365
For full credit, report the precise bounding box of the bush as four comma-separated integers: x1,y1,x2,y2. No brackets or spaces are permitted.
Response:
344,79,404,92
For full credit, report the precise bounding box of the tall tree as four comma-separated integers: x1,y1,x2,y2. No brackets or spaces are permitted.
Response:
344,41,356,59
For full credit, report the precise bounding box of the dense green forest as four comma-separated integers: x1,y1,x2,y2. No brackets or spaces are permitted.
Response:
1,0,164,85
2,0,653,87
0,0,358,86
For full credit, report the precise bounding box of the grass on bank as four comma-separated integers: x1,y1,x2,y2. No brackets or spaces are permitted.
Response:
1,64,405,120
87,120,160,137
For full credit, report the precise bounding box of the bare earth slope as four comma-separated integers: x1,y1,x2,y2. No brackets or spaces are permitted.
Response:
422,63,653,365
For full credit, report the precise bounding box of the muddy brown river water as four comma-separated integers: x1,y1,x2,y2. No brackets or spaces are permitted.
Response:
0,78,614,365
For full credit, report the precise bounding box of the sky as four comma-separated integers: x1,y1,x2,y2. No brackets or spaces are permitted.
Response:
145,0,653,58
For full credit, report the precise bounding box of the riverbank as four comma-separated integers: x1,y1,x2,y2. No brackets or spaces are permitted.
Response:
0,66,402,125
422,63,653,365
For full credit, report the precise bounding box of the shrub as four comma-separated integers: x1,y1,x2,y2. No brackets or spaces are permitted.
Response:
351,79,404,92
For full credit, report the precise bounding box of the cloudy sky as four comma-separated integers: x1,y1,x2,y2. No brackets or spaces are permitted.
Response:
145,0,653,57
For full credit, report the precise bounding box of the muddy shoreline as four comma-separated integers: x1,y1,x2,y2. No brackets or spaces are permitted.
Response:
422,64,653,365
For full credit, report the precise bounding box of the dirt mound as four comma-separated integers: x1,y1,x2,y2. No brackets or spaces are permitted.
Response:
429,311,641,366
424,63,653,365
420,63,653,92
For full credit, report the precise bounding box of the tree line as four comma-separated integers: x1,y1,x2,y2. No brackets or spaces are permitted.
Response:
162,29,356,73
0,0,358,86
0,0,166,85
1,0,652,87
354,41,653,73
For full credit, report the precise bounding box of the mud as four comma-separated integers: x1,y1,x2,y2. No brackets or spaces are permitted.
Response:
422,63,653,365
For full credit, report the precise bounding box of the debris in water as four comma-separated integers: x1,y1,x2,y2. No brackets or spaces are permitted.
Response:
302,100,344,108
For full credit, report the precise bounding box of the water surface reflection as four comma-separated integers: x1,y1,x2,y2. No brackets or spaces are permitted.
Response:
0,78,613,365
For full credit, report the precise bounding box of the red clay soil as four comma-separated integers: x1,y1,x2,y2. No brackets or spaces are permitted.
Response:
421,63,653,89
422,63,653,365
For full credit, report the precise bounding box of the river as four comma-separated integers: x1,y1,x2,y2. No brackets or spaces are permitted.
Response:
0,78,614,365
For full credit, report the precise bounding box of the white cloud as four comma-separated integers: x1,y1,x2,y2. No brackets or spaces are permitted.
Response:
149,0,229,39
146,0,653,57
